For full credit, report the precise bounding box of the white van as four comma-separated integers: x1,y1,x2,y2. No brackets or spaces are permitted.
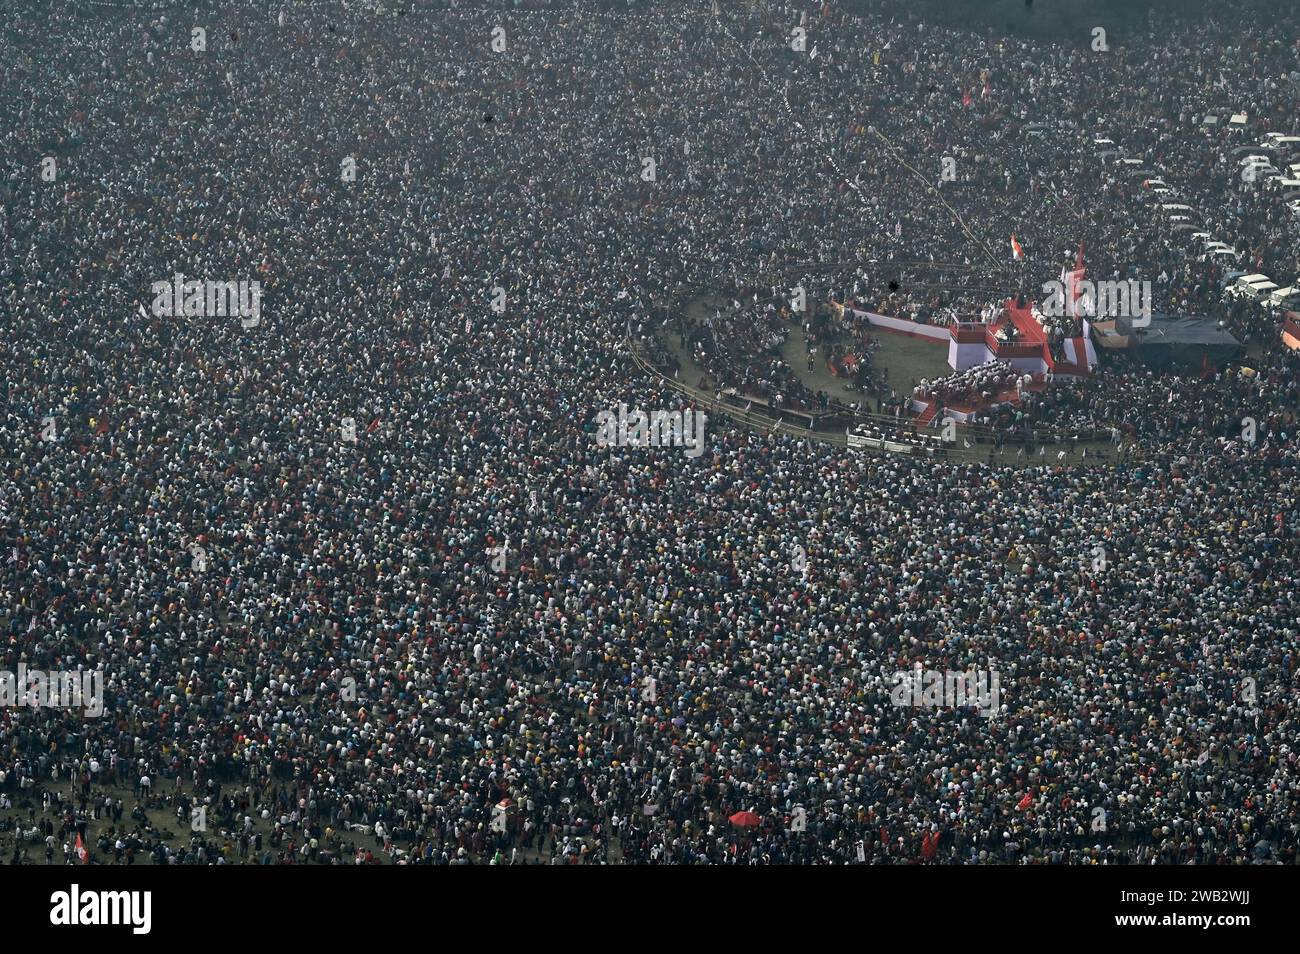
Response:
1242,161,1281,182
1202,244,1239,263
1232,274,1280,300
1270,286,1300,308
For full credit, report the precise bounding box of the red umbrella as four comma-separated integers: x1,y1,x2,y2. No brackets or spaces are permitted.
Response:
729,810,761,828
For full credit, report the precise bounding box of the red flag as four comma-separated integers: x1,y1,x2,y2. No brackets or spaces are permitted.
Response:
76,832,88,863
921,831,937,859
1017,790,1033,810
1065,244,1086,319
962,88,972,108
367,417,380,432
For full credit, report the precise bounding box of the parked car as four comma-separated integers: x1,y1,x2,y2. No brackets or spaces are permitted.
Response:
1269,286,1300,309
1228,273,1280,301
1241,160,1282,183
1201,243,1239,263
1262,133,1300,148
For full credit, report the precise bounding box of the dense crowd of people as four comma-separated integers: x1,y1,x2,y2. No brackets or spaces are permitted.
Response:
1,0,1298,865
915,361,1023,409
984,345,1300,446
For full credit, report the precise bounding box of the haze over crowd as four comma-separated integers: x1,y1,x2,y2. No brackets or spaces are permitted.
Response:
1,0,1298,864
